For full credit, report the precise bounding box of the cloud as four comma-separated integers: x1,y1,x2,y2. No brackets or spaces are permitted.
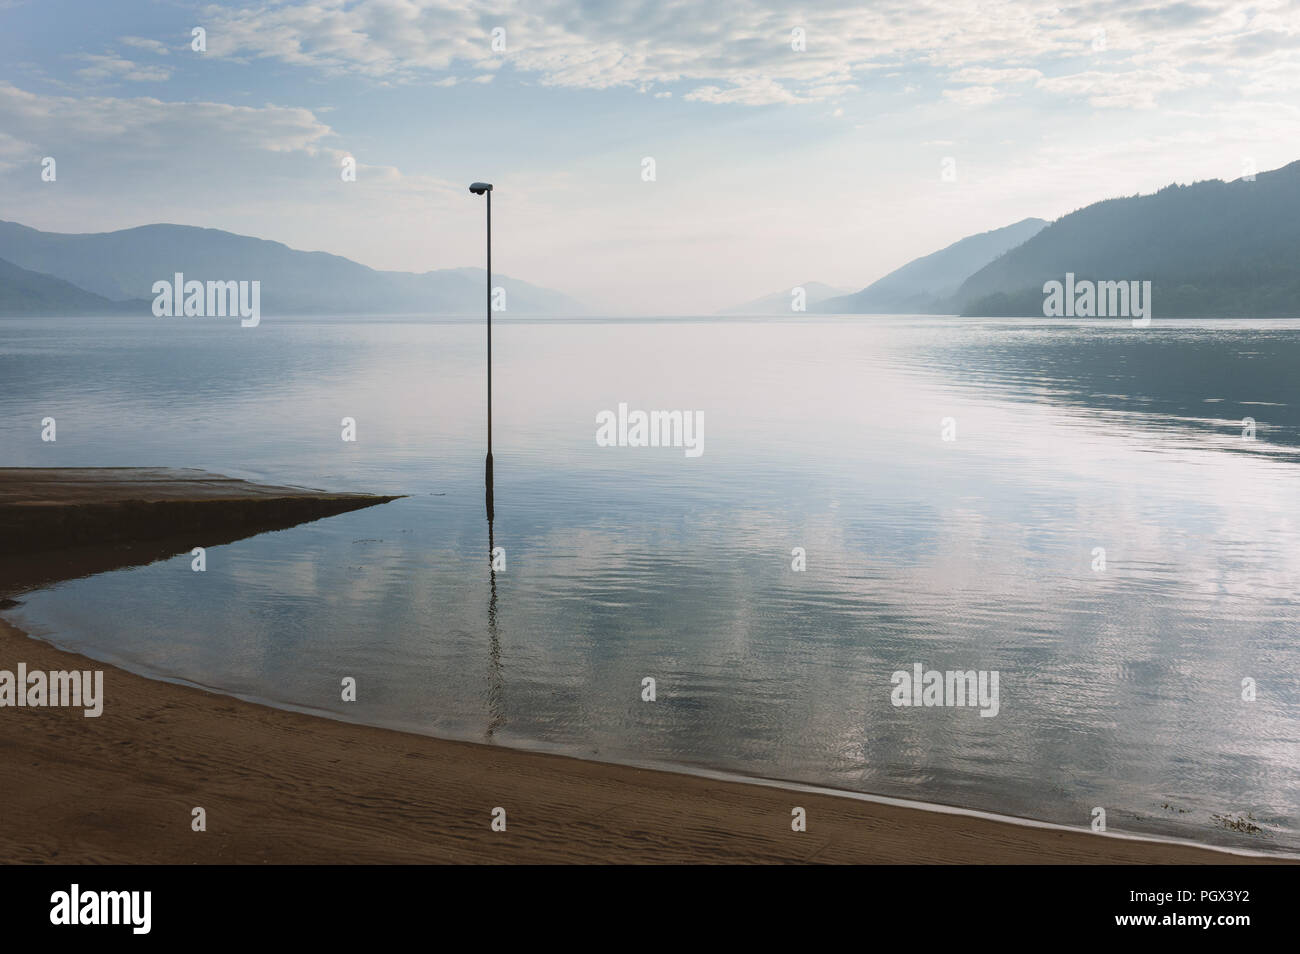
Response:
943,85,1006,106
1230,28,1300,57
183,0,1300,112
684,77,808,105
0,81,330,155
0,129,36,172
72,54,173,83
119,36,173,56
1118,2,1219,29
949,67,1043,85
1037,67,1211,109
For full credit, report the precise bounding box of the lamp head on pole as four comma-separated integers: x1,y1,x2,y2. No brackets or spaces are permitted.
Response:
469,182,493,195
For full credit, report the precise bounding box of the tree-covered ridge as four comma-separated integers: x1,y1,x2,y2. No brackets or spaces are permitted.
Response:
957,161,1300,318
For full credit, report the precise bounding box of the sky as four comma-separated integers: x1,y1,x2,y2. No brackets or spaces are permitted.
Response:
1,0,1298,314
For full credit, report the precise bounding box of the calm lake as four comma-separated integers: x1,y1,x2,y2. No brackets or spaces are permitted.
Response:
2,314,1298,854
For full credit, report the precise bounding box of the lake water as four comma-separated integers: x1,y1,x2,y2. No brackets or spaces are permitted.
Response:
2,315,1298,854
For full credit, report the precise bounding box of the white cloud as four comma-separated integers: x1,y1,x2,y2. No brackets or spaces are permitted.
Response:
189,0,1300,111
1037,67,1211,110
684,77,807,105
949,67,1042,85
119,36,173,56
72,54,173,84
0,81,331,156
943,85,1005,106
0,129,36,172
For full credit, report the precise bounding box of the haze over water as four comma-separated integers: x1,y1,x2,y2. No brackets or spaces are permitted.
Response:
3,315,1298,854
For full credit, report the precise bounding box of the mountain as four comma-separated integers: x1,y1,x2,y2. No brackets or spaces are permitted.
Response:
0,257,146,316
956,161,1300,317
0,220,586,316
815,218,1047,314
718,281,850,315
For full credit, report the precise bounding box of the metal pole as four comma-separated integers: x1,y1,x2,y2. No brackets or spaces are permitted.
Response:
485,190,494,520
487,189,492,455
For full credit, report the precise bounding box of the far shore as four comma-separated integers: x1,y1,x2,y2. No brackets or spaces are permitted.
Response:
0,618,1285,864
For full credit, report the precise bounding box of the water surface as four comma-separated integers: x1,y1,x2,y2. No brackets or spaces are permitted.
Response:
2,315,1297,854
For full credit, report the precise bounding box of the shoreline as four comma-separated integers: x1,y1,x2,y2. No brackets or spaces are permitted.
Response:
1,617,1285,864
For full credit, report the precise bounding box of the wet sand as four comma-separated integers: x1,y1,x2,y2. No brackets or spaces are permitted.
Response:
0,466,401,555
0,467,401,599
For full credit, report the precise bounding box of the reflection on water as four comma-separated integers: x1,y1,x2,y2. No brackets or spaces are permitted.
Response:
486,511,504,742
1,315,1297,854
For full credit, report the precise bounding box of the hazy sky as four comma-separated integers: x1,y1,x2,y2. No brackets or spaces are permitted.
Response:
1,0,1297,313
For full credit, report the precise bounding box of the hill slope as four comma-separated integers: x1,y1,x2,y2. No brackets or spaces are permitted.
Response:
0,257,144,316
817,218,1047,314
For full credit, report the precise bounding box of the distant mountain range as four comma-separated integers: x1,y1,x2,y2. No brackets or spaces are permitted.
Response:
718,281,850,315
0,220,586,317
11,160,1300,321
816,218,1048,314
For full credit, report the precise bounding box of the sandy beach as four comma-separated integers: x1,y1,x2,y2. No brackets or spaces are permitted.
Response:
0,616,1280,864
